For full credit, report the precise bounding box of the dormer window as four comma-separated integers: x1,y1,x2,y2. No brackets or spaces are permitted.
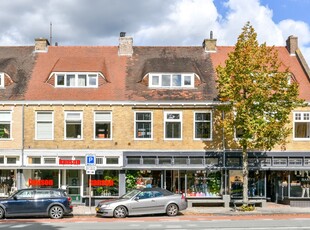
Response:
149,73,194,88
55,72,99,88
0,73,4,88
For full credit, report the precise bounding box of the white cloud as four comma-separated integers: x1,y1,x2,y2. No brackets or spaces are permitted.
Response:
0,0,309,65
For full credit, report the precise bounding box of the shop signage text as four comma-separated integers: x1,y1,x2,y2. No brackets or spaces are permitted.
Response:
29,179,53,186
59,159,81,165
90,180,114,187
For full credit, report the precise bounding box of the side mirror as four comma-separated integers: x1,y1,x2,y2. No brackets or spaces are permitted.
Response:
134,196,139,201
13,196,17,200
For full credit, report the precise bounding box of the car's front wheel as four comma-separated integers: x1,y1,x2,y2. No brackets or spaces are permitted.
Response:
113,205,127,218
0,207,4,219
166,203,179,216
49,205,64,219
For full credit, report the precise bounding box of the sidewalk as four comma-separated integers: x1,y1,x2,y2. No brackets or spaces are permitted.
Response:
72,202,310,216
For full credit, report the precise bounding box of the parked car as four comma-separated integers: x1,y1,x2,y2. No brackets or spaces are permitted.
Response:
96,188,187,218
0,188,73,219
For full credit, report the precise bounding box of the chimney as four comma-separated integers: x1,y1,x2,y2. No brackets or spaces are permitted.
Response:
286,35,298,55
203,31,217,52
34,38,50,52
118,32,133,56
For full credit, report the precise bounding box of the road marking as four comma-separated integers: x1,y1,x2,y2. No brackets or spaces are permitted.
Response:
10,225,30,228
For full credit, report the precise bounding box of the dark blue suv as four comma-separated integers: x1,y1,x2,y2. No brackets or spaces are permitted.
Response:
0,188,73,219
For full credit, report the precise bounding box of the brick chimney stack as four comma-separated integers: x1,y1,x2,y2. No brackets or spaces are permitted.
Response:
118,32,133,56
34,38,50,52
203,31,217,52
286,35,298,55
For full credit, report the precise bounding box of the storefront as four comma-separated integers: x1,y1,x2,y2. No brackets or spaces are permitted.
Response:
0,169,16,197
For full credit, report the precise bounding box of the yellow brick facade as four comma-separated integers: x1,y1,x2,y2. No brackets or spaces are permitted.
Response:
23,105,225,151
0,106,23,149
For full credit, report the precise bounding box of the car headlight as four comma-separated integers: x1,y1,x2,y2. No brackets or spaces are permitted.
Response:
98,204,110,208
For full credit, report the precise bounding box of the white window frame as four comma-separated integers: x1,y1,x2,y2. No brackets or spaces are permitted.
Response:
35,111,54,140
164,111,182,140
134,111,153,140
55,72,99,88
293,112,310,140
0,73,4,88
149,73,195,88
64,111,83,140
194,111,212,140
94,111,112,140
0,111,12,140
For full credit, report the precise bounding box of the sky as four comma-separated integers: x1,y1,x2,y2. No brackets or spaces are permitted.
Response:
1,0,310,64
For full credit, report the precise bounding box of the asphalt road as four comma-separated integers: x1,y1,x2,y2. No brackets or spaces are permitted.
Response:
2,215,310,230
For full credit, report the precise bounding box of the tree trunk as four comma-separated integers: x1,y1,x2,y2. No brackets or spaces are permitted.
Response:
242,146,249,204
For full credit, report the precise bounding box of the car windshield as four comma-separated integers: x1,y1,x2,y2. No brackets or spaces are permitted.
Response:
120,189,141,199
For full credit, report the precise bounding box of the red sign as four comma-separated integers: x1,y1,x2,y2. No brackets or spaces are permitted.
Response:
90,180,114,187
59,159,81,165
29,179,53,186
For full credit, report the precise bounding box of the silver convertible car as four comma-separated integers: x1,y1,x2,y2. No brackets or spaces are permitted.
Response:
96,188,187,218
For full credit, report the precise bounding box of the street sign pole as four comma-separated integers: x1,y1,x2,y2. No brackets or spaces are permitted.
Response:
85,154,96,213
89,174,91,212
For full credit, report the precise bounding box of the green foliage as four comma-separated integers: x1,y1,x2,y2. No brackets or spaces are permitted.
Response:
216,22,305,203
208,171,221,194
217,22,304,151
126,170,139,190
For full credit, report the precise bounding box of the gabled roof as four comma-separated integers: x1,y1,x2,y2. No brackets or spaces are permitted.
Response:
125,46,217,101
210,46,310,101
25,46,127,101
0,46,35,100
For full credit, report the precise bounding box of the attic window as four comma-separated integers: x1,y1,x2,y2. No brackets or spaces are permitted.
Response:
149,73,194,88
0,73,4,88
55,72,98,88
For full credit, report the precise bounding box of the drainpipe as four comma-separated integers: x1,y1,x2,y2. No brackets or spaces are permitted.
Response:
19,104,25,190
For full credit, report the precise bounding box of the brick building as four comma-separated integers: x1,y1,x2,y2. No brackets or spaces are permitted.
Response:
0,33,309,207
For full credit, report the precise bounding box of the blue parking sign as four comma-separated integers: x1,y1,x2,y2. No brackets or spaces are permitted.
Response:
86,154,96,166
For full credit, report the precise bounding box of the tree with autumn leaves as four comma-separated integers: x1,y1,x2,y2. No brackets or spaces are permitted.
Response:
216,22,304,205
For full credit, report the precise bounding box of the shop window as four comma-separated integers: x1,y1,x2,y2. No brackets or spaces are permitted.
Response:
87,170,119,197
174,157,188,165
44,158,56,164
205,157,218,166
74,156,85,165
158,157,172,165
142,157,156,164
290,171,310,198
0,111,12,139
94,112,111,139
189,157,203,165
288,158,303,166
305,158,310,166
273,158,287,166
226,157,241,167
135,112,152,139
164,111,182,139
260,158,271,167
7,157,17,164
96,157,104,165
65,112,82,139
28,157,41,164
294,112,310,139
0,170,15,196
106,157,119,165
36,111,53,140
194,112,212,139
187,171,221,197
127,156,141,164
